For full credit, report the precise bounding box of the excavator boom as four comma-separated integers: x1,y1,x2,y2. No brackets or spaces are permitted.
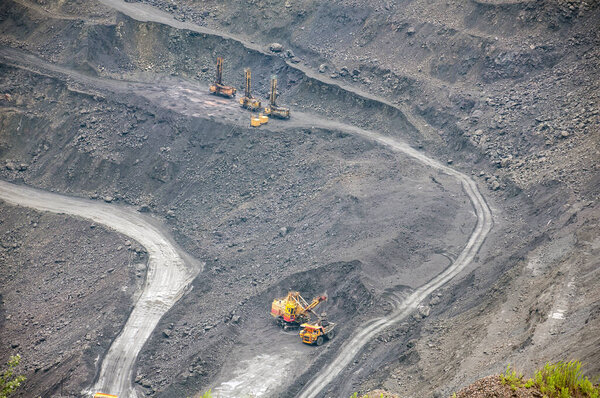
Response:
305,295,327,313
271,291,326,328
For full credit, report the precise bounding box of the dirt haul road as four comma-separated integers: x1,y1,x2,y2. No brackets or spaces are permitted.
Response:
0,44,492,396
0,180,201,398
295,124,493,397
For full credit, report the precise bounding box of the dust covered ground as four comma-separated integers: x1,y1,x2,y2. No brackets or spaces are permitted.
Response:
0,0,598,397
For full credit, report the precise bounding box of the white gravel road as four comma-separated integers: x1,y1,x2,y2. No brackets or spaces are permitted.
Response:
0,181,201,397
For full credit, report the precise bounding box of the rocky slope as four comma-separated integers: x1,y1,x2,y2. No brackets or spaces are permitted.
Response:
0,203,143,396
0,0,598,397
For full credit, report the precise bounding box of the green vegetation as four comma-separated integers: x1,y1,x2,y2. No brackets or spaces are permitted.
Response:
499,361,599,398
0,355,26,398
500,364,526,391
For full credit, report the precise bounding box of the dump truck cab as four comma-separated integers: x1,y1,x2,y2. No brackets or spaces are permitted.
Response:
299,321,336,346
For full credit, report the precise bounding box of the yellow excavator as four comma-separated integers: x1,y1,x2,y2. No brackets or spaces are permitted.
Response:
209,57,236,98
239,68,261,111
299,313,336,346
264,76,290,119
271,291,326,329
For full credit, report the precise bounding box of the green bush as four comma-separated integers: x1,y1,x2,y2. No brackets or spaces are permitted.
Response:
500,361,599,398
500,364,526,389
0,355,26,398
535,361,599,398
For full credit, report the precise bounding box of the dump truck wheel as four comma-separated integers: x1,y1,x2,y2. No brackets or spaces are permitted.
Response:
326,330,335,340
316,336,324,346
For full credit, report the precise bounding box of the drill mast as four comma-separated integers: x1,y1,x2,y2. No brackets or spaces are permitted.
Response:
269,75,277,106
245,68,251,98
216,57,223,85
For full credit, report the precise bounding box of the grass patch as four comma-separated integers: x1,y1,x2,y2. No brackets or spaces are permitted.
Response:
499,361,599,398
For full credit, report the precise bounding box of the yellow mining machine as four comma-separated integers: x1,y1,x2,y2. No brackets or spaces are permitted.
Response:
264,75,290,119
209,57,236,98
299,313,336,346
239,68,261,111
271,291,326,329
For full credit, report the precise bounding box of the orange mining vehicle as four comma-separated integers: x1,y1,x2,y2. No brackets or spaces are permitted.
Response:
239,68,261,111
209,57,236,98
264,75,290,119
271,291,327,329
299,314,336,346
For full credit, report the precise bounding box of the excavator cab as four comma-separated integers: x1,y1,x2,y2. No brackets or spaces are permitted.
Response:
271,291,326,329
284,301,298,322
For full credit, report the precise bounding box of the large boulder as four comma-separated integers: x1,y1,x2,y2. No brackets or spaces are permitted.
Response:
269,42,284,53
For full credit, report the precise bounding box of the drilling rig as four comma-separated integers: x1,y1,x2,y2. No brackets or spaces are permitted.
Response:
209,57,236,98
271,291,326,329
264,76,290,119
239,68,261,111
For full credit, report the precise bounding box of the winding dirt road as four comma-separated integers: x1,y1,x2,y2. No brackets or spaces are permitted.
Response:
1,42,493,396
1,1,493,393
0,181,201,397
296,128,493,397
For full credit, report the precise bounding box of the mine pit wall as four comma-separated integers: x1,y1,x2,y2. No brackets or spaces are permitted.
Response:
0,3,423,144
2,0,595,182
0,64,476,396
98,14,423,145
0,69,247,202
2,1,598,397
